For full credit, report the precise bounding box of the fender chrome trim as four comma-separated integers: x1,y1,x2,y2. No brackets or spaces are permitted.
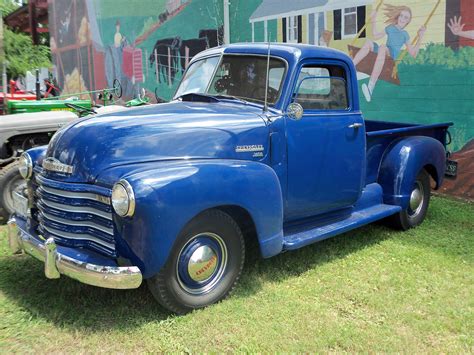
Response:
7,218,142,290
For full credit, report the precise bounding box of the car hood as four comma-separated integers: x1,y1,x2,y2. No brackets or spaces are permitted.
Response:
44,101,270,183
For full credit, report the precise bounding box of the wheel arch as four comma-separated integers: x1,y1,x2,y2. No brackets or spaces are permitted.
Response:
423,163,440,189
213,204,260,258
377,136,445,209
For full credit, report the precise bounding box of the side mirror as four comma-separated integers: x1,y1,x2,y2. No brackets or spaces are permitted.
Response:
287,102,303,120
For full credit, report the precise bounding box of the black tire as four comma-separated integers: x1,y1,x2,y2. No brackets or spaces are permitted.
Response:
147,209,245,314
0,161,26,224
385,169,431,230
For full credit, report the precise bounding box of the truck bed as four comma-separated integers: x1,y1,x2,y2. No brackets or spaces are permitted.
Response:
365,120,453,184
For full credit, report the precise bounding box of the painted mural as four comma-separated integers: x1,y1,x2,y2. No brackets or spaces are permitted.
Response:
48,0,223,102
48,0,473,199
234,0,473,199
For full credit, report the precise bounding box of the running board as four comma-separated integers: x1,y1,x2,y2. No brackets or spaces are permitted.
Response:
283,204,401,250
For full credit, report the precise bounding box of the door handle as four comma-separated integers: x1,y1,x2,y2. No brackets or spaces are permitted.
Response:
348,122,363,129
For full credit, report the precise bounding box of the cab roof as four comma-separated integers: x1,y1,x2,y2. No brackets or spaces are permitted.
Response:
193,42,354,68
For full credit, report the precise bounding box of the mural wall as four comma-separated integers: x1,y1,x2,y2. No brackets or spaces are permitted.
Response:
49,0,223,102
49,0,473,199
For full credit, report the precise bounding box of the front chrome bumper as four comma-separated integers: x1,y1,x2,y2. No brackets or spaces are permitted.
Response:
7,217,142,289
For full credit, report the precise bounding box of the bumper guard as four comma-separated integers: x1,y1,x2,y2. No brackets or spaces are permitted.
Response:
7,217,142,289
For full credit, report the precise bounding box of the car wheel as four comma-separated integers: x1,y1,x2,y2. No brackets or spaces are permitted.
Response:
147,209,245,314
386,169,431,230
0,161,26,224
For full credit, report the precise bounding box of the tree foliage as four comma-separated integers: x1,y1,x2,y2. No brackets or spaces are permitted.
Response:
3,28,52,78
0,0,18,15
1,0,52,78
403,43,474,69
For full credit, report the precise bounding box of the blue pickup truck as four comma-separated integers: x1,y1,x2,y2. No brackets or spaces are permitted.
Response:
7,44,454,314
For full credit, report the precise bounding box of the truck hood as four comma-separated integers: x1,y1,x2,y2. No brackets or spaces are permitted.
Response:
44,101,270,183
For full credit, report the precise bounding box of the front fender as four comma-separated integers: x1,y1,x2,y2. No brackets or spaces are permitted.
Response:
378,136,446,209
115,159,284,279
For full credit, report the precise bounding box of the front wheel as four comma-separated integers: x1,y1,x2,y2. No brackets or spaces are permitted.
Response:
386,169,431,230
147,209,245,314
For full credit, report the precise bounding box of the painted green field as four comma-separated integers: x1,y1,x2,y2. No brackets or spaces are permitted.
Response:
0,196,472,352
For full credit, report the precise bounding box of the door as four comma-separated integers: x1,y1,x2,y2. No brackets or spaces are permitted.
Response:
285,62,365,220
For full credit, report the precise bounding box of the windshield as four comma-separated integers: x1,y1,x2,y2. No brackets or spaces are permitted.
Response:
174,55,286,105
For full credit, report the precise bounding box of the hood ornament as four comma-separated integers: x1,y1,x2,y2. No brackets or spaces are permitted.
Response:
42,157,74,174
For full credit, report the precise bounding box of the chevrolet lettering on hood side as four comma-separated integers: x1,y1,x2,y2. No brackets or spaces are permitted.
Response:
7,44,454,314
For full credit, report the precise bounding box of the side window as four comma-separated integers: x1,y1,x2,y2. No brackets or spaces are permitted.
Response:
294,65,348,111
269,67,285,91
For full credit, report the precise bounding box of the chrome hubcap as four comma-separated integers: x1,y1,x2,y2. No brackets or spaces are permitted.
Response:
408,181,424,217
176,233,228,295
187,245,219,283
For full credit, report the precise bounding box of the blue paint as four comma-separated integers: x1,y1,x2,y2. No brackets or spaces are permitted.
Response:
377,136,447,208
20,44,452,282
284,184,402,250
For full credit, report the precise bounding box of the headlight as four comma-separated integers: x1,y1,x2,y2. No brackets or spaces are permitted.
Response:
111,180,135,217
18,153,33,179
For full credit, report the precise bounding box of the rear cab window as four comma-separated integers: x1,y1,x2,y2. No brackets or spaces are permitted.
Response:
294,65,349,111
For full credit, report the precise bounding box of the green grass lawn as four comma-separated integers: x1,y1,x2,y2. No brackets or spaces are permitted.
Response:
0,196,472,352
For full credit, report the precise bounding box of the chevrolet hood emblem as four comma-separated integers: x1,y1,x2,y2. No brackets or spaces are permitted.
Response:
42,157,74,174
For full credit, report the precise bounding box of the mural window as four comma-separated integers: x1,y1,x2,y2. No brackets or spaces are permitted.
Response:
333,6,366,40
343,7,357,36
287,16,299,43
294,66,348,111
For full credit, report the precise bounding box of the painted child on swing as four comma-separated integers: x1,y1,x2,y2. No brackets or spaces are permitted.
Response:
352,4,426,102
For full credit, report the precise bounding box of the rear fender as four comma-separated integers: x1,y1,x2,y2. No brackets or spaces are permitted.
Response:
116,159,284,279
378,136,445,209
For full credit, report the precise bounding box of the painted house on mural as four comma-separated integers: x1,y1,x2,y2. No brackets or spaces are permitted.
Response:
249,0,452,50
249,0,370,46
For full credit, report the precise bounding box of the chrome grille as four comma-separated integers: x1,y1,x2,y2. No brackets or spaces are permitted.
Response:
34,172,116,257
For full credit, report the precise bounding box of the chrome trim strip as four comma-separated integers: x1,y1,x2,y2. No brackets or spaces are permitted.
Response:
35,173,112,198
39,185,111,205
7,218,142,290
41,224,115,250
38,199,112,220
39,211,114,236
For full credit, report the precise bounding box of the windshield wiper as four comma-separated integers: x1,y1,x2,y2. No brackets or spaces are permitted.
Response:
175,93,248,104
210,94,248,104
175,93,220,103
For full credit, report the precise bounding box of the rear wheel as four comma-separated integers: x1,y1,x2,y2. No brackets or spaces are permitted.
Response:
386,169,431,230
147,209,245,314
0,161,26,224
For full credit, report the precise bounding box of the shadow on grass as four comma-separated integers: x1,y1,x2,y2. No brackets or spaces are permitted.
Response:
0,222,397,331
237,223,396,298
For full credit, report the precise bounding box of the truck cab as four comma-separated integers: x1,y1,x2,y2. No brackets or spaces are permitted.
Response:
7,44,453,314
